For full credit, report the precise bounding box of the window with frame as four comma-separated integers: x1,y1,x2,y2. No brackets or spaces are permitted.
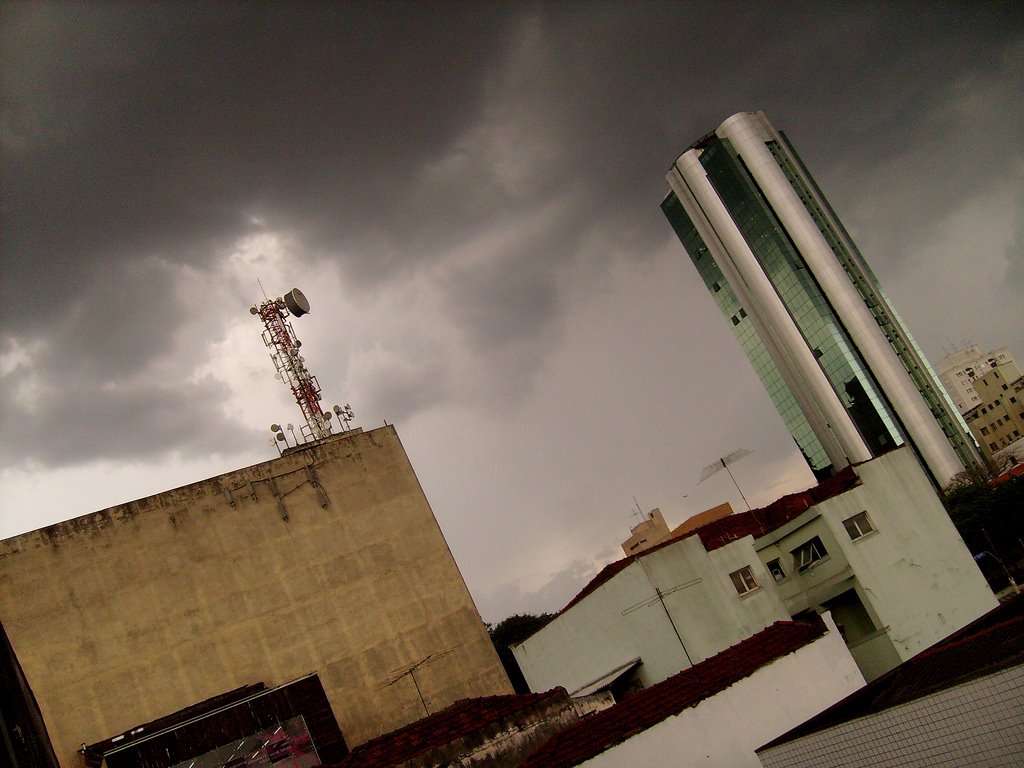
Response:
766,558,786,582
843,511,875,540
730,565,759,595
792,536,828,572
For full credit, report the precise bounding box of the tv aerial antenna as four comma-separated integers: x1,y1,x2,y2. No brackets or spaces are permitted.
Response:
699,448,753,510
621,578,703,669
250,286,355,452
378,646,459,717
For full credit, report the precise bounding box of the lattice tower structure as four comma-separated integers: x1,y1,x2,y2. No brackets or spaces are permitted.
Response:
254,297,332,441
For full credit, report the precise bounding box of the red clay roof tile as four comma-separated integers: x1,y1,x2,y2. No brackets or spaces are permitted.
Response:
330,689,568,768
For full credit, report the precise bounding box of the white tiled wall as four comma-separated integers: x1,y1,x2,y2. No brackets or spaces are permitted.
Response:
758,663,1024,767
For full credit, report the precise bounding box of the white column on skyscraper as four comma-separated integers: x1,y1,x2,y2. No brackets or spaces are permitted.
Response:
667,153,869,470
717,113,964,485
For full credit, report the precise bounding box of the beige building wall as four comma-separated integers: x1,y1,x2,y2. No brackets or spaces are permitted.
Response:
621,509,671,556
0,425,511,767
937,345,1015,415
963,362,1024,460
672,502,734,537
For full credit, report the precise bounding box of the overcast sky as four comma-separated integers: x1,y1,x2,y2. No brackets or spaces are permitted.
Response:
2,2,1022,622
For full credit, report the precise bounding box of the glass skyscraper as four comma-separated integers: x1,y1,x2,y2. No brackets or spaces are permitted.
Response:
662,111,979,487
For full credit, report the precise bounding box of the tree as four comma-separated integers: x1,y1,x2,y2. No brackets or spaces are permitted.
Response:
942,459,1024,590
487,613,555,694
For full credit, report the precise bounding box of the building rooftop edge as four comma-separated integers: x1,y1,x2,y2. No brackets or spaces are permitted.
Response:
537,460,864,624
0,425,393,546
756,596,1024,752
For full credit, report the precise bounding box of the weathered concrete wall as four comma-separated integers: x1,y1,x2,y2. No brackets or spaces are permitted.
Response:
512,534,791,695
755,448,997,671
0,425,511,767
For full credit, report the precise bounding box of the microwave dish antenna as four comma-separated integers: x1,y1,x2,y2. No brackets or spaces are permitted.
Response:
283,288,310,317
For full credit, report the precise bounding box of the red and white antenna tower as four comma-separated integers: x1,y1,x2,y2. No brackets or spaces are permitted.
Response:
250,287,354,451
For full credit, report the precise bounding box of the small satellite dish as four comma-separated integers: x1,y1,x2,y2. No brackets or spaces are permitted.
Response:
249,306,259,315
333,405,342,414
276,433,287,442
271,424,281,432
324,411,333,420
284,288,310,317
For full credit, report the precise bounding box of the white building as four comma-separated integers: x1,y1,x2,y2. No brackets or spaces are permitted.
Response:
937,344,1016,414
513,448,996,695
518,617,864,768
662,110,980,487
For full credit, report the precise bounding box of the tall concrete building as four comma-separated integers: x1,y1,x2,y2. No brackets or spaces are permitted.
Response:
0,426,512,768
962,360,1024,461
936,344,1017,414
662,110,978,487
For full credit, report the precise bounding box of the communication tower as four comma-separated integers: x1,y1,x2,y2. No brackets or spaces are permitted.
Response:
250,287,354,452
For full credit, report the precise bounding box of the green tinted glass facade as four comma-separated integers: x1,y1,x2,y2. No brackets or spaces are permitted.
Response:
661,191,832,473
695,137,904,457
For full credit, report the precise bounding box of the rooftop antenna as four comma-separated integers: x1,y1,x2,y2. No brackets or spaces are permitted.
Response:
250,287,355,447
621,578,703,671
378,647,458,717
630,495,644,525
699,448,752,510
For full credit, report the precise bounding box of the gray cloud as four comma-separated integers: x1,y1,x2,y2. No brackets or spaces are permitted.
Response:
478,553,618,623
2,3,1022,619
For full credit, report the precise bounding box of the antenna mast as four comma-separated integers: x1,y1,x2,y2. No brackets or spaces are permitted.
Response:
250,287,354,450
698,448,753,510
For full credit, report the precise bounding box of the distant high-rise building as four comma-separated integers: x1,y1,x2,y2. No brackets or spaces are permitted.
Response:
937,344,1017,414
662,111,979,487
962,360,1024,461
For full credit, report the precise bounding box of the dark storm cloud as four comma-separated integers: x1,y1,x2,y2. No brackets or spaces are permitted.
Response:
2,2,519,327
2,2,1021,470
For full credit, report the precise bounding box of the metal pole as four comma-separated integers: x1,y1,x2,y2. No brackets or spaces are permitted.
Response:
723,459,751,510
655,587,694,668
409,668,429,716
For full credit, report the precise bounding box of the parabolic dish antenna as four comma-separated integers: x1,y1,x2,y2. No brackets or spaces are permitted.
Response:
284,288,310,317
